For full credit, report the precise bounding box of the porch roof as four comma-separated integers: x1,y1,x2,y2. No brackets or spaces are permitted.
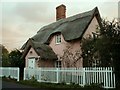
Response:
21,38,58,60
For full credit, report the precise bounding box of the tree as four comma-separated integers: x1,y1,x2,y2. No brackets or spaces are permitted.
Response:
9,49,24,68
9,49,25,79
82,36,113,67
1,44,10,67
81,19,120,88
61,45,82,68
82,37,101,67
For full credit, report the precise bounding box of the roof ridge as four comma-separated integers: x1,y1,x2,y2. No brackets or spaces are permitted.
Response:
37,7,97,33
22,7,101,50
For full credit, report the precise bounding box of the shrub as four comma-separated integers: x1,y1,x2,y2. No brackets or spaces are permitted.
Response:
84,83,104,90
29,76,37,83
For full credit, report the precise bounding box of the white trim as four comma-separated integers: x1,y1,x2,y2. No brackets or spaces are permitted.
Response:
55,61,62,68
55,34,61,44
28,58,35,69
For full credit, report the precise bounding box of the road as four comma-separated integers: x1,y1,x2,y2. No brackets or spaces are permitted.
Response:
0,80,50,90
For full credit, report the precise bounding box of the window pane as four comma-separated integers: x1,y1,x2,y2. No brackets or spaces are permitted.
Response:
55,61,61,68
56,34,61,44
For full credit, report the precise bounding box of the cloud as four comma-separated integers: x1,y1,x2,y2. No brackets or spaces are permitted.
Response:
99,2,118,20
15,2,55,23
2,14,49,51
0,3,2,44
118,1,120,19
2,1,118,51
2,2,54,50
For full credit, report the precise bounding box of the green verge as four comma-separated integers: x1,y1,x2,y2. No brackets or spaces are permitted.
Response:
1,76,116,90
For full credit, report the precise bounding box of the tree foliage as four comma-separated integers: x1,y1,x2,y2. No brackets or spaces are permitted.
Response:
9,49,24,68
1,44,10,67
61,45,82,68
82,38,100,67
82,19,120,88
9,49,25,79
1,45,25,77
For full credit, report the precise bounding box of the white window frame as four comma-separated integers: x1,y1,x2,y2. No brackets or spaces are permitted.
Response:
55,61,62,68
55,34,61,44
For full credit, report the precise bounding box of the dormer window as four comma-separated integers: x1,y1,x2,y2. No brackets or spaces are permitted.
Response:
55,34,61,44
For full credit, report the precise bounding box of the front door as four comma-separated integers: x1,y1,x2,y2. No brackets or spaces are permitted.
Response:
28,58,35,69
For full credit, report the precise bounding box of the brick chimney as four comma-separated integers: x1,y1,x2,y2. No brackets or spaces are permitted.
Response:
56,4,66,21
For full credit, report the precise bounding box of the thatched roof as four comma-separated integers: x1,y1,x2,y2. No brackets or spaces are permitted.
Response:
21,39,58,60
21,7,101,50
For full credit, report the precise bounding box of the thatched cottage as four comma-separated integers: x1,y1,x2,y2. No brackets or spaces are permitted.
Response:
21,4,101,69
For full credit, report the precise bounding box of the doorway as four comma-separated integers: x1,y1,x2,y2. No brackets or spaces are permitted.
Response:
28,57,35,69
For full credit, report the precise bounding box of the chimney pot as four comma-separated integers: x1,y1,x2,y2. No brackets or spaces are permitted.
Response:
56,4,66,21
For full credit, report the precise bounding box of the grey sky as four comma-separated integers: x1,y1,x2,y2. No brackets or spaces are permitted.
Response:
118,1,120,20
1,0,119,51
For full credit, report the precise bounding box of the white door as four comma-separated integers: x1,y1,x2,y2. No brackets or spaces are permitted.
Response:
28,58,35,69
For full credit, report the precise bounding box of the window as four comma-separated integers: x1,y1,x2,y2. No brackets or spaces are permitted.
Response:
55,34,61,44
92,59,101,67
30,51,32,54
55,61,61,68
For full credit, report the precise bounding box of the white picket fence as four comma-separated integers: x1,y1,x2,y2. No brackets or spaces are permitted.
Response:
24,67,115,88
0,67,20,81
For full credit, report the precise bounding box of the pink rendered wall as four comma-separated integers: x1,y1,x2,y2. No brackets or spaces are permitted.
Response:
25,16,99,68
49,34,82,67
37,60,55,67
25,47,38,67
49,16,99,67
49,34,67,57
83,17,99,38
25,47,55,68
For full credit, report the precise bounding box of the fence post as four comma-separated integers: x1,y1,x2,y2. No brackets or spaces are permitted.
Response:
23,68,26,80
17,68,20,81
106,67,108,88
8,67,11,77
56,68,59,83
83,68,85,86
113,71,116,88
39,68,41,82
0,67,2,77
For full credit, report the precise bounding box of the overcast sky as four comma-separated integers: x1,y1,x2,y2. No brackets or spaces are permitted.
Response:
1,0,119,51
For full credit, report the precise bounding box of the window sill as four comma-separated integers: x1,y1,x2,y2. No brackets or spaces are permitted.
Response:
55,43,61,45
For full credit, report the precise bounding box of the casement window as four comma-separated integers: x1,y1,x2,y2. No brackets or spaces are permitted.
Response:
55,34,61,44
55,61,62,68
92,59,101,67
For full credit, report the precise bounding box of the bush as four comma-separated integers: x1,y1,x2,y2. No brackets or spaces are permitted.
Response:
2,75,17,82
84,83,104,90
29,76,37,83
